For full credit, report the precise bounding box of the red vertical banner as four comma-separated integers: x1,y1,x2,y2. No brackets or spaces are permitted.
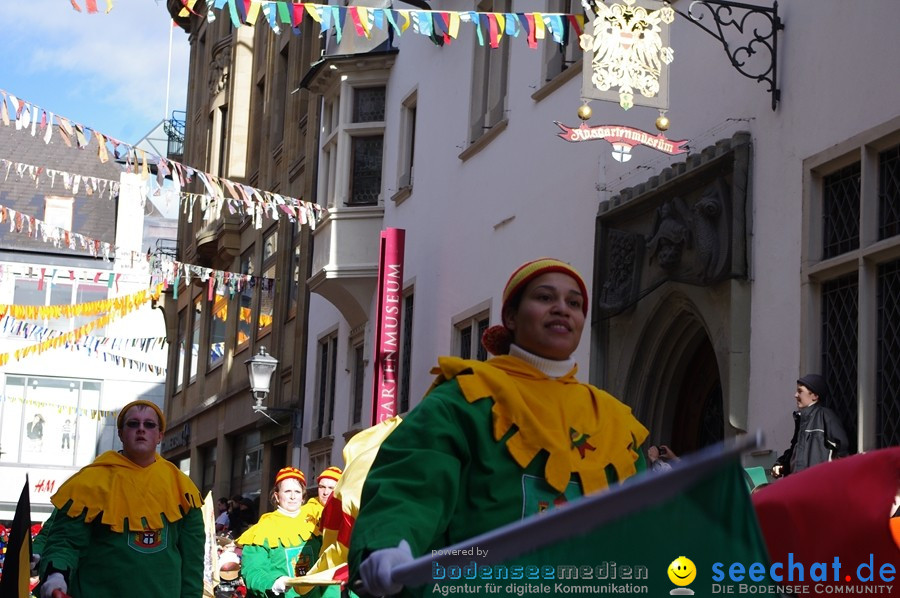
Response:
371,228,406,424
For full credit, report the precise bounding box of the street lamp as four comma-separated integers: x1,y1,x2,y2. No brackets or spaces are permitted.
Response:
245,347,303,467
245,346,279,411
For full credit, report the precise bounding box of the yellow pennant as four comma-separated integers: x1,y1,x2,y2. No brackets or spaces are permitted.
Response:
245,0,261,25
534,12,546,40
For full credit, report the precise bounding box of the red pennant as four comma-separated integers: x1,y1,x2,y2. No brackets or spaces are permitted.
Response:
567,14,583,38
487,13,500,49
526,14,536,49
291,2,304,26
349,6,366,37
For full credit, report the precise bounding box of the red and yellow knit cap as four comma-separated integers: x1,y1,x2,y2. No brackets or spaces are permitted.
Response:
317,466,342,484
116,400,166,433
482,258,588,356
274,467,306,488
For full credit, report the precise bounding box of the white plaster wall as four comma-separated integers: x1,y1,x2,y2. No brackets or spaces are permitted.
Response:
304,0,900,465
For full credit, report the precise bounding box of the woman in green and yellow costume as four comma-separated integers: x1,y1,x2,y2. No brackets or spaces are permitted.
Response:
349,258,650,597
238,467,323,598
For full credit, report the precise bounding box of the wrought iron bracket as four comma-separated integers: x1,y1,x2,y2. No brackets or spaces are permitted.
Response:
674,0,784,110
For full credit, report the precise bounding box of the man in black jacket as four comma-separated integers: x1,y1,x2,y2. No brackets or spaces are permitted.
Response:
772,374,849,478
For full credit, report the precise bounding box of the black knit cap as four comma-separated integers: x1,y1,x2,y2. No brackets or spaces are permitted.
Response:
797,373,828,400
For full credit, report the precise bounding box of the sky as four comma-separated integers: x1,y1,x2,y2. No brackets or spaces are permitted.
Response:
0,0,191,145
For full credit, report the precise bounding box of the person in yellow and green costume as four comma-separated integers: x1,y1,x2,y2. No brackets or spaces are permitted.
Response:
349,258,649,597
302,467,342,528
238,467,323,598
38,400,204,598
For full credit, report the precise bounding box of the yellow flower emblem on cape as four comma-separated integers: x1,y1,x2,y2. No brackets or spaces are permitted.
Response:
429,356,648,494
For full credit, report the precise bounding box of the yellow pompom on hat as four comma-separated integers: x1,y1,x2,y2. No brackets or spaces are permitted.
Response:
482,258,588,356
317,466,342,484
274,466,306,487
116,399,166,433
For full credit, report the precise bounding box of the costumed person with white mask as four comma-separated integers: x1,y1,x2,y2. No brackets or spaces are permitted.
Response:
349,258,649,597
238,467,323,598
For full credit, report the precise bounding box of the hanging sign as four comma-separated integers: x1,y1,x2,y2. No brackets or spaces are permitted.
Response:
555,122,687,162
580,0,674,110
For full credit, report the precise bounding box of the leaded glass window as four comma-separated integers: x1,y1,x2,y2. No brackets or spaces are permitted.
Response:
349,135,383,205
820,274,858,454
353,87,386,123
822,162,860,259
878,145,900,240
876,259,900,448
399,293,414,413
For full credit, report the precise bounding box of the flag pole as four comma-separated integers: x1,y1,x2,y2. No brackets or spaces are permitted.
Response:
388,432,763,589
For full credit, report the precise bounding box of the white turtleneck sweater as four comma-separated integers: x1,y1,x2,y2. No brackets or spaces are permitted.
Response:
508,344,576,379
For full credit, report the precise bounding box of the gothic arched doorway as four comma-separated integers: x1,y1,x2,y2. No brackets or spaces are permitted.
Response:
671,336,724,455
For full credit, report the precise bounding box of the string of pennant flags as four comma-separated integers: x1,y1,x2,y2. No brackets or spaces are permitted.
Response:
0,89,327,231
0,285,161,367
0,200,282,292
0,315,167,375
1,149,320,235
0,264,137,292
176,1,586,49
1,393,118,421
0,286,159,321
0,202,129,262
73,0,587,50
150,254,276,301
1,157,120,200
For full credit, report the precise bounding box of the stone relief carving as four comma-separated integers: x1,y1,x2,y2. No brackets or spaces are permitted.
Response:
692,179,727,282
643,178,731,283
595,172,737,316
598,229,644,315
646,197,692,271
208,50,231,96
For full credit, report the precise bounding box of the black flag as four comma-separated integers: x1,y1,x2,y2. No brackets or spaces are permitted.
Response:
0,477,32,598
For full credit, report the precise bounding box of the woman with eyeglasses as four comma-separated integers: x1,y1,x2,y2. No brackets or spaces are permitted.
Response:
37,400,204,598
349,258,650,597
237,467,324,598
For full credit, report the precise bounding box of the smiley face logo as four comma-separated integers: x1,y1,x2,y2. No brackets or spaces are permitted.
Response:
667,556,696,587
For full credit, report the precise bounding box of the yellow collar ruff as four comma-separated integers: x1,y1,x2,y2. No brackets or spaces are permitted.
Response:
51,451,202,533
237,503,320,548
430,356,649,493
